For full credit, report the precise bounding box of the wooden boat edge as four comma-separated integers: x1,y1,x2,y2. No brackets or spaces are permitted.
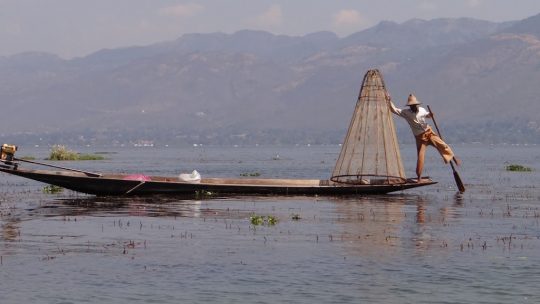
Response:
0,166,436,196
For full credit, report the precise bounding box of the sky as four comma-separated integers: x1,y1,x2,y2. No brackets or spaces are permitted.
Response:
1,0,540,59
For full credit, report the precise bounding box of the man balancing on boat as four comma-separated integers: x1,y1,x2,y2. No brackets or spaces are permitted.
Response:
386,93,461,183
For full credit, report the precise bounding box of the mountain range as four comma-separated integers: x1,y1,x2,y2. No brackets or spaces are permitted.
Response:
1,13,539,145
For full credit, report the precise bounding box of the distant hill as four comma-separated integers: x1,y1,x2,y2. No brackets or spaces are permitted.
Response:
1,13,539,146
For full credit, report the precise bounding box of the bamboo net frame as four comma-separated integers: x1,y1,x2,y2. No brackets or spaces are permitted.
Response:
331,69,406,185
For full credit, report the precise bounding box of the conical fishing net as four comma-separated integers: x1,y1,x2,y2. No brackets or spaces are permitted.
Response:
331,69,406,184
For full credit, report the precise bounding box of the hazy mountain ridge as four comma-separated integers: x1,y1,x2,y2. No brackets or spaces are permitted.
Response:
341,18,512,50
1,14,539,145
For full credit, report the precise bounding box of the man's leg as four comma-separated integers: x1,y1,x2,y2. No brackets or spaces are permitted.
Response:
416,139,427,182
429,134,455,164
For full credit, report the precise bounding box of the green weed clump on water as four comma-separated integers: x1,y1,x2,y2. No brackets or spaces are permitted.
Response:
47,145,104,161
43,185,64,194
240,171,261,177
47,145,78,160
505,164,532,172
195,190,216,199
250,214,278,226
76,154,105,160
291,214,301,220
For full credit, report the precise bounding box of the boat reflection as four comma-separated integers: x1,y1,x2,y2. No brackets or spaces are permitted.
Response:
331,193,465,257
1,219,20,242
28,196,213,219
1,217,22,256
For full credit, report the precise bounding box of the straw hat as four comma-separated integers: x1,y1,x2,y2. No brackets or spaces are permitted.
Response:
406,94,421,106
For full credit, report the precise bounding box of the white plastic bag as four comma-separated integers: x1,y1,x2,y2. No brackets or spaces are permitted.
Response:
178,170,201,183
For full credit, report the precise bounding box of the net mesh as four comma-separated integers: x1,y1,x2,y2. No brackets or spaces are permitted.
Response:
331,69,406,184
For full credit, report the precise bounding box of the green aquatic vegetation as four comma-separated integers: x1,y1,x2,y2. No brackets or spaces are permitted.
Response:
240,171,261,177
250,215,264,225
47,145,78,160
47,145,104,161
505,164,532,172
195,190,216,199
76,154,105,161
250,214,278,226
43,185,64,194
267,215,278,225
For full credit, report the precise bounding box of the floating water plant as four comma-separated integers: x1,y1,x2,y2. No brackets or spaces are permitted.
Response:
250,214,278,226
47,145,104,161
43,185,64,194
76,154,105,160
240,171,261,177
291,214,301,220
267,215,278,225
250,215,264,225
195,190,216,199
505,164,532,172
47,145,78,160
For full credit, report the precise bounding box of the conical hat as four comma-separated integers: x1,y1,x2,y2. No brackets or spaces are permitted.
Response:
406,94,421,106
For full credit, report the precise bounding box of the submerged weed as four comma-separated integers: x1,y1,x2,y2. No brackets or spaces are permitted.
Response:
506,164,532,172
43,185,64,194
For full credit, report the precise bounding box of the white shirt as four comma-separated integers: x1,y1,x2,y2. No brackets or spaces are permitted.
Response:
390,104,431,136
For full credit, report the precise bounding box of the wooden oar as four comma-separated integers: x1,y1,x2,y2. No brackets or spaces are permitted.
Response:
427,105,465,193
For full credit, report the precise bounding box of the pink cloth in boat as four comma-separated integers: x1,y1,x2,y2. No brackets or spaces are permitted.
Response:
123,174,151,181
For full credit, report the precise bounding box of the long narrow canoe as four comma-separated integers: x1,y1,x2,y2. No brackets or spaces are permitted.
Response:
0,166,435,196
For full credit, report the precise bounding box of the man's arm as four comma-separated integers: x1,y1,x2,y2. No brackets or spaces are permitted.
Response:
385,92,401,115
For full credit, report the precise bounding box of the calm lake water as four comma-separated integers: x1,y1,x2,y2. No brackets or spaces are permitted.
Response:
1,144,539,303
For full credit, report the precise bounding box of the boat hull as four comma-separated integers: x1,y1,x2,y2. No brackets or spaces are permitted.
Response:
0,167,436,196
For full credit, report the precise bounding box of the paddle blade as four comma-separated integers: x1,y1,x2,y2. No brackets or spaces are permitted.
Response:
453,170,465,193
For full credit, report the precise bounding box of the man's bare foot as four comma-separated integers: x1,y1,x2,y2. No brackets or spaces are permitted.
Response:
453,157,461,166
416,176,423,183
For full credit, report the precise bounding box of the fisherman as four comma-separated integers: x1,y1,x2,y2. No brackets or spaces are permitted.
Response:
386,93,460,182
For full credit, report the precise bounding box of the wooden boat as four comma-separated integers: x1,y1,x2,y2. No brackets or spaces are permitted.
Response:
0,164,435,196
